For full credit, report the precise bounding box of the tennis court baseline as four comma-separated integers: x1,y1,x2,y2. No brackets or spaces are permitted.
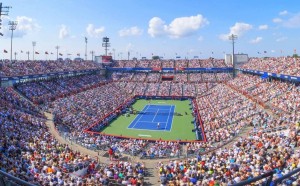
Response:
128,104,175,131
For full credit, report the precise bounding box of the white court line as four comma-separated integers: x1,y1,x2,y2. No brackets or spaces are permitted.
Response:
129,104,175,132
136,121,167,124
152,109,159,122
128,105,149,129
164,106,173,131
169,105,176,132
147,104,172,107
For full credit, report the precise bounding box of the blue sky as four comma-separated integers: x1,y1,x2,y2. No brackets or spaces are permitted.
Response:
1,0,300,60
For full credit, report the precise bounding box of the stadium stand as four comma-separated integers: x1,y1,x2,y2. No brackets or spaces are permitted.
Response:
0,57,300,185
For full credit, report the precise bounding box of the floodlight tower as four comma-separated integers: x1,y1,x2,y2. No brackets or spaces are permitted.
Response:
102,37,110,56
55,45,60,60
85,37,87,61
32,41,36,60
112,48,115,59
0,3,12,36
8,21,17,62
26,51,30,60
90,50,94,61
229,34,238,78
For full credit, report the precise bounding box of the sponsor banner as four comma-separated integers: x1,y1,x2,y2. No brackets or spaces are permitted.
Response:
107,67,234,72
237,69,300,82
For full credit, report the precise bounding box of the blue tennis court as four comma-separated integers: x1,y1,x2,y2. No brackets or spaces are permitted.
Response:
128,104,175,131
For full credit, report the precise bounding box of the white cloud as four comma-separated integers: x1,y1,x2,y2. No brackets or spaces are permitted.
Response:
148,17,167,37
258,24,268,30
271,50,275,53
279,10,288,16
276,36,287,42
86,24,105,38
219,22,253,40
119,26,143,37
1,16,40,38
148,14,209,38
249,37,262,44
167,14,209,38
283,13,300,28
273,18,283,23
59,24,69,39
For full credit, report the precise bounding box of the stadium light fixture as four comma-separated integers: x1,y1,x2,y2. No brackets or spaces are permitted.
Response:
102,36,110,56
26,51,30,60
85,37,87,61
112,48,115,59
90,50,94,61
8,21,17,62
55,45,60,60
229,34,238,78
32,41,36,60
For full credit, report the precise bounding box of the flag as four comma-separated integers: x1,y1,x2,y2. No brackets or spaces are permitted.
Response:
45,51,48,55
59,53,63,56
77,53,80,56
21,50,23,53
264,51,267,53
4,50,8,53
35,51,39,54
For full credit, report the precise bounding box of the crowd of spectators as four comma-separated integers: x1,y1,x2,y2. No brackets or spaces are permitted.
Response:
183,84,196,97
111,72,230,83
132,73,147,82
170,83,183,96
158,125,300,185
162,60,175,68
157,82,171,96
15,74,107,104
0,60,101,77
2,56,300,185
48,82,130,132
110,58,229,69
0,87,106,185
141,141,182,159
175,60,188,68
227,74,300,116
145,83,159,96
146,73,160,82
242,57,300,76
